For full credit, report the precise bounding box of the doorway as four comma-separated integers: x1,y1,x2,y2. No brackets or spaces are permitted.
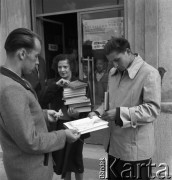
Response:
43,13,78,79
39,7,124,145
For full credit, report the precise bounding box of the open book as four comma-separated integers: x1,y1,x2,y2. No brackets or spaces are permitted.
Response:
63,116,109,134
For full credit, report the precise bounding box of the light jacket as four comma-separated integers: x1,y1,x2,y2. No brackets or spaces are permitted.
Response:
96,55,161,161
0,67,66,180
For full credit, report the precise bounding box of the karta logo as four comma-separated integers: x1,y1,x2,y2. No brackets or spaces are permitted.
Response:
108,158,171,179
109,158,119,178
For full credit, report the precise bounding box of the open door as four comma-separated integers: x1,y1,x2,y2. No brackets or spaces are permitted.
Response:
37,13,78,79
42,18,65,78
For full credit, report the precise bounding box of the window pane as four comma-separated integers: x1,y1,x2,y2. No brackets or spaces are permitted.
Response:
80,9,124,108
39,0,123,14
82,10,124,58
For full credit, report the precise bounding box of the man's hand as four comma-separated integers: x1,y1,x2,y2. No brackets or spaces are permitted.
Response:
65,129,81,143
47,110,63,122
88,111,97,119
101,109,116,121
56,78,70,87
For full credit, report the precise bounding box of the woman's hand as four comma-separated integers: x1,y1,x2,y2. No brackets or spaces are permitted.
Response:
67,107,79,119
56,78,70,87
47,109,63,122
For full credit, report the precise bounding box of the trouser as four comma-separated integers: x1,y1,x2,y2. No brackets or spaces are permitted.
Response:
108,155,151,180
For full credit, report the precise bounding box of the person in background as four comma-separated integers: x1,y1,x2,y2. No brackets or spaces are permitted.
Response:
70,48,79,77
82,62,89,82
0,28,80,180
94,58,108,109
89,37,161,180
41,54,89,180
23,55,47,108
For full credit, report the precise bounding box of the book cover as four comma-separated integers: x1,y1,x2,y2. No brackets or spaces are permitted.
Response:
63,116,109,134
63,87,86,98
68,80,87,89
63,87,86,94
70,102,91,108
73,106,91,112
63,93,86,99
64,98,91,105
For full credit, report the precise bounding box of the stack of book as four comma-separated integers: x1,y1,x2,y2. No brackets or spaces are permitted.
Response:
63,80,91,112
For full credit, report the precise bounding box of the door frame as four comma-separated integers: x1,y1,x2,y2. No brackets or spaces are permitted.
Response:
31,1,124,77
77,6,124,79
39,17,65,53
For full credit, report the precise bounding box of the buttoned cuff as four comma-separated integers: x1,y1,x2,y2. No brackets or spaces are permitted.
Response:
120,107,136,128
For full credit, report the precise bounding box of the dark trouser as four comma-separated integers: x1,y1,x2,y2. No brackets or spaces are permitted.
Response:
108,155,151,180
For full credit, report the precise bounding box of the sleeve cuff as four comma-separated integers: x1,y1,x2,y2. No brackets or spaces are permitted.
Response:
94,111,100,116
95,103,105,116
120,107,136,128
43,109,50,128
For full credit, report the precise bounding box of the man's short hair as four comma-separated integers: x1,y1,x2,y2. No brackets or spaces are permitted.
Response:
104,37,130,55
4,28,41,54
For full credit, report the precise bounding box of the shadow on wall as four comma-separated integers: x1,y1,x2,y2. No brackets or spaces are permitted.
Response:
158,67,166,85
158,67,172,112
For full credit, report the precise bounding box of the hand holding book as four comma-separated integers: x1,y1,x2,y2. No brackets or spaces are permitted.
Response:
64,129,81,143
88,111,99,119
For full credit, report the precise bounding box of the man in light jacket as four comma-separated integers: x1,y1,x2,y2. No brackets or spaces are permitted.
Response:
89,37,161,180
0,28,80,180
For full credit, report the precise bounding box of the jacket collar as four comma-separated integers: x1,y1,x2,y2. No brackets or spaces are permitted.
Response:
110,54,144,79
0,66,38,99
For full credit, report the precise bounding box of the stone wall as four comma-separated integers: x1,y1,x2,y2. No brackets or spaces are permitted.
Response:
158,0,172,102
0,0,31,66
125,0,172,176
153,111,172,175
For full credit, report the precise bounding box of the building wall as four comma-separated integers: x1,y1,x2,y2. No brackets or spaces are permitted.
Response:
0,0,31,65
153,112,172,175
158,0,172,102
1,0,172,176
126,0,172,176
154,0,172,175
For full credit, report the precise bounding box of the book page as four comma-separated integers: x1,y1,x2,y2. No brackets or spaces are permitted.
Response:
63,116,108,134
